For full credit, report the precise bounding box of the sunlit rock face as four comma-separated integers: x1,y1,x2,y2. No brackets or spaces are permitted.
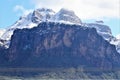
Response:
4,22,119,69
52,8,82,24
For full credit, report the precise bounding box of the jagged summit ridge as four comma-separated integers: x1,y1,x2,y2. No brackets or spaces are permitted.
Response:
0,8,82,41
52,8,82,24
31,8,55,23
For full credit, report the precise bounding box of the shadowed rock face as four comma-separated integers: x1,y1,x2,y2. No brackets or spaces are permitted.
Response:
0,22,120,69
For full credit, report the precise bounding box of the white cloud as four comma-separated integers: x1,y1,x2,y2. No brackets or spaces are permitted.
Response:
31,0,120,19
14,5,33,16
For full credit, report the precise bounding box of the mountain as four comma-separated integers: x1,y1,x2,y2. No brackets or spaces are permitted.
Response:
0,8,113,43
0,8,81,41
0,8,55,41
0,8,119,54
0,22,119,70
0,8,114,46
0,8,120,78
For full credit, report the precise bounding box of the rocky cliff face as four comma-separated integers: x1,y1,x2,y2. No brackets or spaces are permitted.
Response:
2,22,119,69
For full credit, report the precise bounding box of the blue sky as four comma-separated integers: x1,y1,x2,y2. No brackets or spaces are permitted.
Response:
0,0,120,36
0,0,33,28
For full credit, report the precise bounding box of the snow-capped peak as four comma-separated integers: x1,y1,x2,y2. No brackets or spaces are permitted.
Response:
31,8,55,23
11,8,55,29
52,8,82,24
1,8,83,41
0,8,56,41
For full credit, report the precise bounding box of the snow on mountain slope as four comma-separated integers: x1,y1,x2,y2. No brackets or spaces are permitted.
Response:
110,34,120,53
116,34,120,53
1,14,35,40
1,8,82,41
116,34,120,40
0,29,6,37
1,23,38,41
1,8,56,41
0,29,6,47
85,21,113,41
52,8,82,24
85,22,120,53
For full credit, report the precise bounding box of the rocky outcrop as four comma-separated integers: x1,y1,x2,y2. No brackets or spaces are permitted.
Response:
3,22,120,69
31,8,55,23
